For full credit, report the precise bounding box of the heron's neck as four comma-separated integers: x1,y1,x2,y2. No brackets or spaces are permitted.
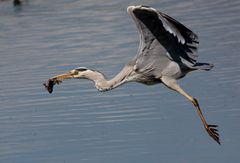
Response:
85,66,134,91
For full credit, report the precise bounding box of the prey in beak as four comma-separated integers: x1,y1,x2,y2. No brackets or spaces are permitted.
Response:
43,71,74,94
43,67,89,94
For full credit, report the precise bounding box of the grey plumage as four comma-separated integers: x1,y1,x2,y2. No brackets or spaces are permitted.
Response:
44,5,219,144
128,6,212,80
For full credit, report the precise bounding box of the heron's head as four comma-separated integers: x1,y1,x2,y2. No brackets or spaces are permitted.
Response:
68,67,105,80
44,67,101,93
47,67,91,80
67,67,91,78
50,67,104,82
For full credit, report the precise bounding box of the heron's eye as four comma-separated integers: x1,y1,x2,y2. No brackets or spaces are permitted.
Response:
74,70,79,75
69,69,78,75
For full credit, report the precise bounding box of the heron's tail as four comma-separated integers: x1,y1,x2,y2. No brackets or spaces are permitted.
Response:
192,63,214,71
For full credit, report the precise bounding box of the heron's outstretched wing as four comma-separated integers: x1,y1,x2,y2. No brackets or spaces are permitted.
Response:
127,6,199,68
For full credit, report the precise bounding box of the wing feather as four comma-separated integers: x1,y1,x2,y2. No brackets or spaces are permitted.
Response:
128,6,199,68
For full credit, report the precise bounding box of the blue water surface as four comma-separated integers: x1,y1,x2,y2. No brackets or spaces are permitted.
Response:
0,0,240,163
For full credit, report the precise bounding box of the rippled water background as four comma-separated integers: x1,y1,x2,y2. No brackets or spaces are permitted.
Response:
0,0,240,162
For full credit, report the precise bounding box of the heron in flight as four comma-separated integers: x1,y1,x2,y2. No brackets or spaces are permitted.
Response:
44,5,220,144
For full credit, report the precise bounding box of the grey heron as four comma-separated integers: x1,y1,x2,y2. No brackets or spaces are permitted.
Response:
44,5,220,144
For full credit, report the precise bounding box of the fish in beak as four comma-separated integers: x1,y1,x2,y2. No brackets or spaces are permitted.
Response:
43,71,74,94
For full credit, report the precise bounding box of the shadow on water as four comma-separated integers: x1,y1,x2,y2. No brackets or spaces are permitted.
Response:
0,0,240,163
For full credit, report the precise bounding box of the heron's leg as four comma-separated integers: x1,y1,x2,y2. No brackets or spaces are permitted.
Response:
161,76,220,144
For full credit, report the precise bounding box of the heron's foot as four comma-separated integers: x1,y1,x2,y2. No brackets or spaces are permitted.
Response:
43,79,62,94
205,124,220,145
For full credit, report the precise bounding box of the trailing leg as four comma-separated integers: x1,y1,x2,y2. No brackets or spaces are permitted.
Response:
161,76,220,144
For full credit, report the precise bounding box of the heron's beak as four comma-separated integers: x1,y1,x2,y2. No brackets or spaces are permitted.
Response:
51,71,74,81
43,71,74,94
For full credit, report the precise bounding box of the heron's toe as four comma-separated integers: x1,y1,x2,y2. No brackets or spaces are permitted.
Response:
205,124,220,145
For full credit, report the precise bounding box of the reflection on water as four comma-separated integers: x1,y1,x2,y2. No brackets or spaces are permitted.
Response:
0,0,240,162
